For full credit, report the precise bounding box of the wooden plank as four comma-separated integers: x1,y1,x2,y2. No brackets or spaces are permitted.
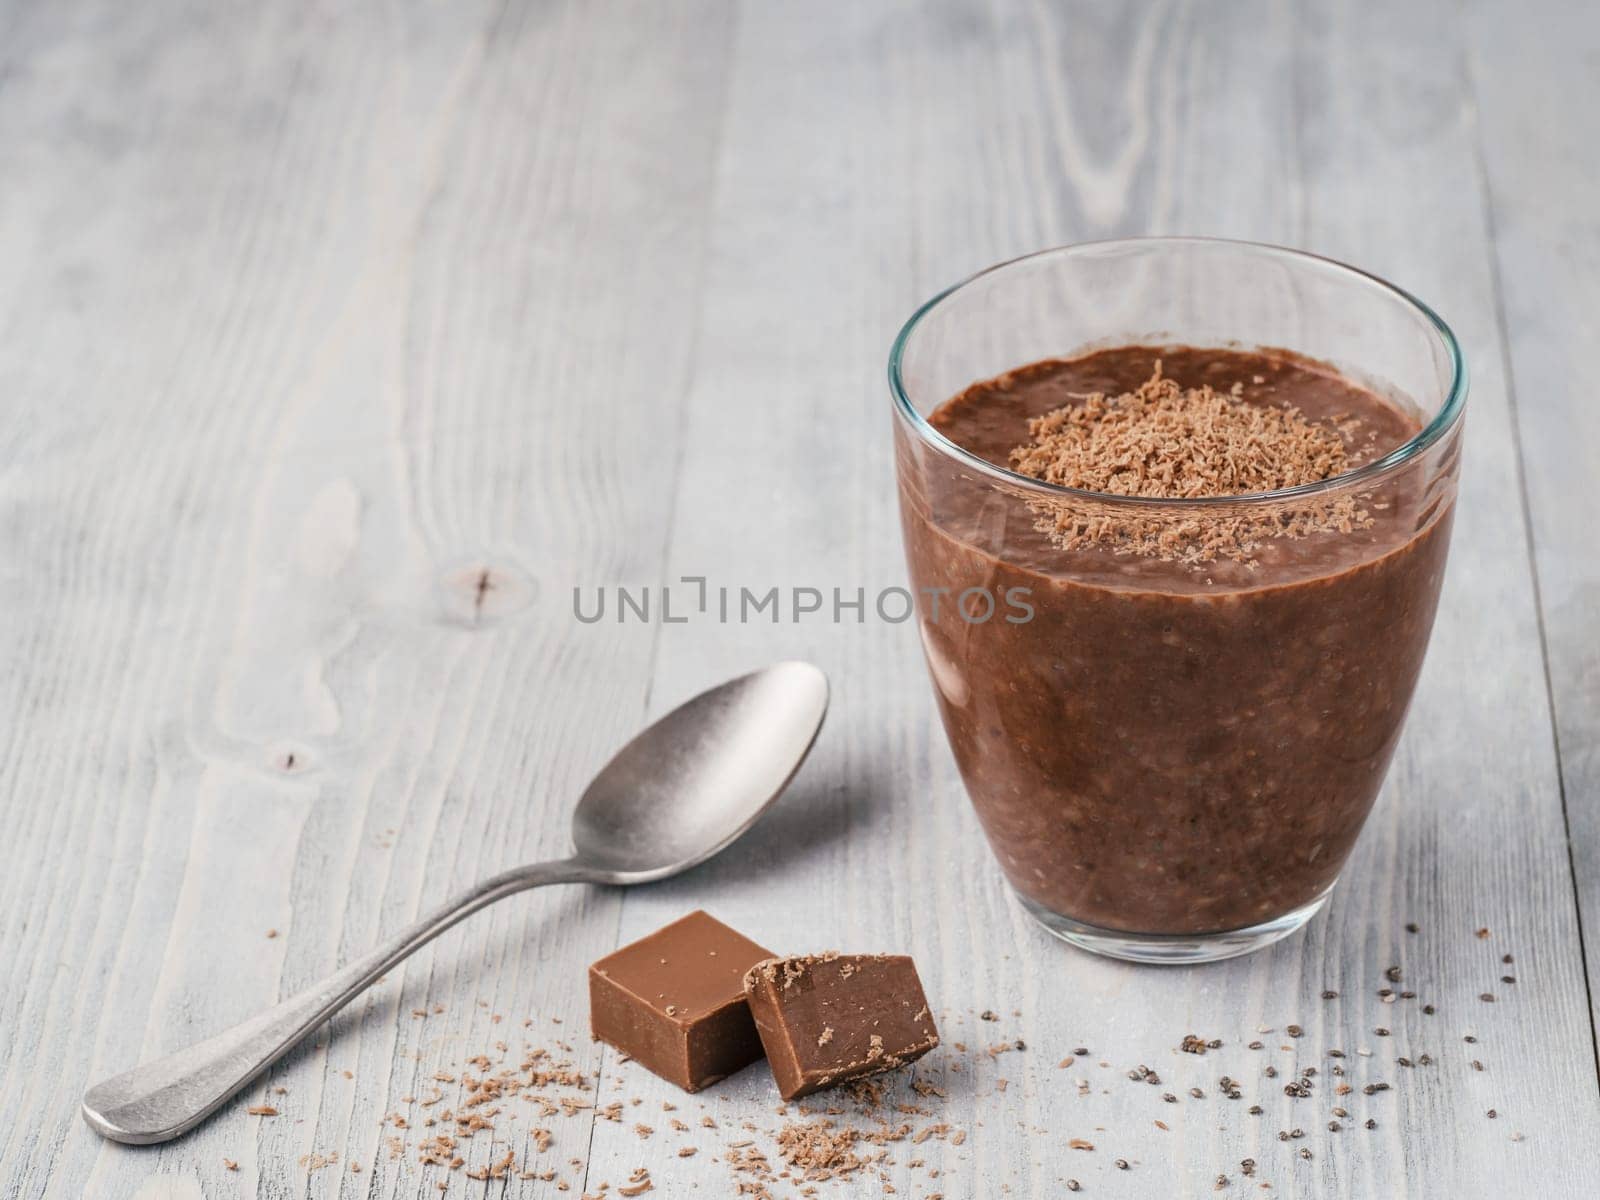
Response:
1465,0,1600,1042
0,0,734,1196
576,1,1600,1197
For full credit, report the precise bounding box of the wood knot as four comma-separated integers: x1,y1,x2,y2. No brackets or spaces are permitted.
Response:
438,562,536,627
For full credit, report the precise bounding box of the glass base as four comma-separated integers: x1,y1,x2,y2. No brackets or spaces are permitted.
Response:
1018,885,1335,965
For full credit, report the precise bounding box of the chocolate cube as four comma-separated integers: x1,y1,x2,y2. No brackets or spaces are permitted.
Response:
743,952,939,1099
589,910,774,1092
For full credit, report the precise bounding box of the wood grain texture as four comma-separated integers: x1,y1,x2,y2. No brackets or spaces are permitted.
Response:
0,1,1594,1198
1465,0,1600,1045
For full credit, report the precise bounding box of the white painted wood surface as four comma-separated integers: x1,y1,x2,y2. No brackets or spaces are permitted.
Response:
1,2,1595,1197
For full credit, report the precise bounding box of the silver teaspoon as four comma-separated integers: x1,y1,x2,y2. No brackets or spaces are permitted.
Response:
83,661,829,1145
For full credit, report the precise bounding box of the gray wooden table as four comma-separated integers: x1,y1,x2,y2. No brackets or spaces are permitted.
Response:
3,2,1597,1197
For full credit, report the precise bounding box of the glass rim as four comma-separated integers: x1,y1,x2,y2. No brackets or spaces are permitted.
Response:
887,236,1468,509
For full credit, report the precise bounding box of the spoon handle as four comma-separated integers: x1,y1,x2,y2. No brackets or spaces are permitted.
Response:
82,857,593,1145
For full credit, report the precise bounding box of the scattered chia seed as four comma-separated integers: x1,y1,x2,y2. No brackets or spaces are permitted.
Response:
1418,1054,1433,1066
1397,1057,1413,1067
1248,1041,1264,1051
1074,1047,1089,1056
1215,1175,1229,1190
1067,1181,1081,1192
1286,1025,1303,1038
1264,1066,1278,1078
1363,1082,1391,1096
1366,1119,1378,1130
1321,990,1338,1000
1502,953,1514,964
1480,993,1496,1003
1163,1093,1177,1103
1249,1105,1264,1115
1423,1005,1436,1015
1487,1110,1498,1120
1115,1158,1130,1170
1332,1106,1348,1118
1501,975,1516,984
1241,1159,1256,1177
1189,1087,1204,1099
1384,966,1403,982
1471,1060,1484,1071
1327,1049,1346,1058
1299,1147,1313,1160
1406,922,1420,933
1374,1028,1390,1037
1329,1120,1343,1132
1465,1035,1478,1043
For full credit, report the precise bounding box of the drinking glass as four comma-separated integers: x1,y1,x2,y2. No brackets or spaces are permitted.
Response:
889,238,1466,963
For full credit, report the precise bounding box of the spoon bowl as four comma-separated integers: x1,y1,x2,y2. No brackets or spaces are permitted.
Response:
573,660,830,881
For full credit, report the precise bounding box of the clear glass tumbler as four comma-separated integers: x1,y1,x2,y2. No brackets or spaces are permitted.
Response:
889,238,1466,963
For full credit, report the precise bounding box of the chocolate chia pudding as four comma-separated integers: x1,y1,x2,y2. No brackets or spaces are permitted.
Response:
895,343,1462,949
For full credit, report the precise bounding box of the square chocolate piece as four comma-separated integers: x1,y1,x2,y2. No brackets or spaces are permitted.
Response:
589,910,774,1093
743,953,939,1099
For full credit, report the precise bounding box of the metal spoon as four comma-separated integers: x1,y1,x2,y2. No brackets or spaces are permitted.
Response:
83,661,829,1145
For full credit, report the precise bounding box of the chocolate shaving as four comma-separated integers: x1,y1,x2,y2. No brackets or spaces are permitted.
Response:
1007,363,1374,564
